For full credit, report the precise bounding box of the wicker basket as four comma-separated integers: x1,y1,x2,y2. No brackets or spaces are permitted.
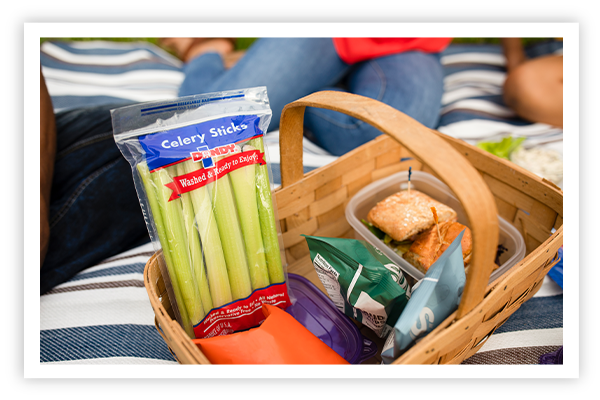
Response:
143,91,563,365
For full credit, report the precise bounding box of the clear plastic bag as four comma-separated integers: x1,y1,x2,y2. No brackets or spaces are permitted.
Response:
111,87,291,338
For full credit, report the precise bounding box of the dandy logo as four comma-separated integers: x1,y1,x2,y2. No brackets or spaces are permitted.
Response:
191,144,238,168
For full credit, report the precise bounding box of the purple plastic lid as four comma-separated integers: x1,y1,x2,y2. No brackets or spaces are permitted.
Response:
285,273,378,364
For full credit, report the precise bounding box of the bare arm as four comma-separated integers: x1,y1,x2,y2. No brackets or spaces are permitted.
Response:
501,38,527,71
41,70,56,266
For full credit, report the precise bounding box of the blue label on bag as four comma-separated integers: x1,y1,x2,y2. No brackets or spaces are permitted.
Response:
139,114,263,171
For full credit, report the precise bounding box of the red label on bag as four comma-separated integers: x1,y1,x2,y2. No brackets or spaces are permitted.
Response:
193,282,292,339
164,150,266,201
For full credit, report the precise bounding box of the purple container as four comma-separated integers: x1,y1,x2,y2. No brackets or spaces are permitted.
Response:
285,273,378,364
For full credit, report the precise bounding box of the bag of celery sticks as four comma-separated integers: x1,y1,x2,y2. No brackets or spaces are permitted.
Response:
111,87,292,339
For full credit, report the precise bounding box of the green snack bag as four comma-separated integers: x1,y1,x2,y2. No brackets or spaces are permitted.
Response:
303,235,411,338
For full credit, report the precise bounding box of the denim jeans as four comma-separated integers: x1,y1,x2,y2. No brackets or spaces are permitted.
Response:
40,103,150,294
179,38,445,156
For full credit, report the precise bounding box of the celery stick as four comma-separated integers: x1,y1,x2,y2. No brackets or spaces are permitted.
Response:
136,162,194,337
250,137,286,283
182,161,233,307
208,168,252,300
154,167,205,325
175,163,213,315
229,145,271,290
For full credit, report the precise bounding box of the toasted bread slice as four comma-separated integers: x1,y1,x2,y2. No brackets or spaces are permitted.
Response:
403,221,472,273
367,190,457,242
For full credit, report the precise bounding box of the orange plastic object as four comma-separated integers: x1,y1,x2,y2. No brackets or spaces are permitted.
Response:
192,304,350,364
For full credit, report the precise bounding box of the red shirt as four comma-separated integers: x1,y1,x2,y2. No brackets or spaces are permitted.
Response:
332,38,452,64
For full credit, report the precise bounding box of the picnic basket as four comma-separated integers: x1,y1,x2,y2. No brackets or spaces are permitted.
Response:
143,91,563,364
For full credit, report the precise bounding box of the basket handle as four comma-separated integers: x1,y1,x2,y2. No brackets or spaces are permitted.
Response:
279,91,499,319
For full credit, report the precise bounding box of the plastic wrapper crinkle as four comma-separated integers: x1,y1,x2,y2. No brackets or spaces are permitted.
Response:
381,230,467,363
303,235,411,338
111,88,291,339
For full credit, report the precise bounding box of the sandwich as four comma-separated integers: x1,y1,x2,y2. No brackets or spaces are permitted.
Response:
402,220,472,273
367,190,457,242
364,189,474,272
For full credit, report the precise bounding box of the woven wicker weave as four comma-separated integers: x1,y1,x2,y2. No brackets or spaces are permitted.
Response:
144,91,563,364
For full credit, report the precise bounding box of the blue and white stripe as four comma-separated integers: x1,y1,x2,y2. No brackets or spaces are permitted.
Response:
41,40,184,113
462,277,563,365
40,243,178,364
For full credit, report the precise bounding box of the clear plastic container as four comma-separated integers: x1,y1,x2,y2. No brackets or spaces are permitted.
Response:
345,170,526,284
285,274,378,364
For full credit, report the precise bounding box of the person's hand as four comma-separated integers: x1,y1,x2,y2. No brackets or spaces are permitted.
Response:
159,38,235,63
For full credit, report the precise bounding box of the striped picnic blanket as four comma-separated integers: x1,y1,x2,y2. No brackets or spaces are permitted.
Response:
40,39,563,365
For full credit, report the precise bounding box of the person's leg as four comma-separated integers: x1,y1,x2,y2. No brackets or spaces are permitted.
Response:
41,103,150,294
304,51,445,156
503,55,563,128
178,53,228,98
180,38,351,130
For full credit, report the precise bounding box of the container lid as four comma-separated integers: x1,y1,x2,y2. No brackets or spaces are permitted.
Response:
286,273,378,364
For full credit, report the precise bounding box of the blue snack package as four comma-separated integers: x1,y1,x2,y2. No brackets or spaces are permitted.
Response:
547,246,563,289
381,230,466,363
